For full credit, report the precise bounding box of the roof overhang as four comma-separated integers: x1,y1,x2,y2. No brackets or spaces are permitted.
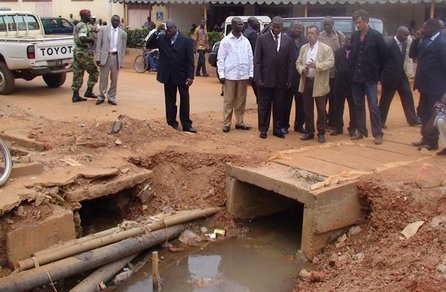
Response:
112,0,444,4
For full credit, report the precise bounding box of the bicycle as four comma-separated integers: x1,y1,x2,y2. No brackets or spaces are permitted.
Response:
0,136,12,186
134,47,150,73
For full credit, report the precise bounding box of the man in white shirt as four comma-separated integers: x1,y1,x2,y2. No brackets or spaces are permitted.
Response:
95,15,127,105
217,17,254,132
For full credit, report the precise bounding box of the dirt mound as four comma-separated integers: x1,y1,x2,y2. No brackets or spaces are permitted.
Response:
129,150,247,213
295,164,446,291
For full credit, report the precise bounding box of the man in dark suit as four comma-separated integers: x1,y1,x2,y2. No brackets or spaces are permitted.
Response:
254,16,293,139
146,19,197,133
282,20,308,135
410,18,446,150
244,17,260,102
332,36,356,137
379,26,420,128
350,9,386,145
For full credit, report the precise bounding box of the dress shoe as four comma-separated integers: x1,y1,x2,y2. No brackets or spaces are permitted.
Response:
437,147,446,155
411,139,425,147
203,74,209,77
84,90,98,99
281,127,289,135
183,127,198,133
170,124,181,131
300,134,314,141
409,117,422,126
259,131,267,139
195,73,201,77
96,99,104,105
222,126,230,133
318,134,326,143
382,124,387,129
330,129,343,136
417,144,438,151
72,96,87,103
294,126,306,134
351,133,364,140
108,100,117,106
348,130,356,137
374,135,383,145
273,131,285,138
235,124,251,130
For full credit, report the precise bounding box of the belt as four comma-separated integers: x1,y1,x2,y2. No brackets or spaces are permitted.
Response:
110,52,118,55
305,76,314,80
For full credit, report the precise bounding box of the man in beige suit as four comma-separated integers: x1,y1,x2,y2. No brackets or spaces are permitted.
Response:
296,25,334,143
95,15,127,105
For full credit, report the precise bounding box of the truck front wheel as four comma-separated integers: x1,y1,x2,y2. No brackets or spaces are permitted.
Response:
0,62,15,95
43,73,66,88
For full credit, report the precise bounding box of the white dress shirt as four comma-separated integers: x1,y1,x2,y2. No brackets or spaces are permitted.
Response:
217,32,253,80
110,27,118,53
306,41,319,78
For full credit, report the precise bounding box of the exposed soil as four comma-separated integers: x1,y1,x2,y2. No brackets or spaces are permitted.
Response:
0,69,445,290
294,162,446,291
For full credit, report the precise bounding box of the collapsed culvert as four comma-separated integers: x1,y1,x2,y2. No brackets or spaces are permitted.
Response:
77,187,140,236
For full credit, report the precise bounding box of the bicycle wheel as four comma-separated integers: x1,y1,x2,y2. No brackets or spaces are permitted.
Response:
0,138,12,186
134,55,148,73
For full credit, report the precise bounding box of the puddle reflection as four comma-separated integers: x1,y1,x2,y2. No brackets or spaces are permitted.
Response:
118,211,308,292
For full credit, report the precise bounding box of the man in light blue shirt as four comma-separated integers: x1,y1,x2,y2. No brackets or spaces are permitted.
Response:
217,17,254,133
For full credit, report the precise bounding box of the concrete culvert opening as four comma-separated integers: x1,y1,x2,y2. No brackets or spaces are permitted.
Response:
78,187,140,235
226,163,364,259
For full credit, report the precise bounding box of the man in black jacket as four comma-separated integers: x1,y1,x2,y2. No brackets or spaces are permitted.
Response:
254,16,294,139
410,18,446,151
350,9,386,145
332,36,356,136
243,17,260,102
146,19,197,133
379,26,419,128
282,20,307,134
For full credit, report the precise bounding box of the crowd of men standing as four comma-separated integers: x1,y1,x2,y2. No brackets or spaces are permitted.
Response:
216,10,446,154
68,9,446,155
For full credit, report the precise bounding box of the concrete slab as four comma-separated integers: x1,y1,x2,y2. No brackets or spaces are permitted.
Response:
0,131,46,151
65,169,153,202
226,141,430,259
6,206,76,267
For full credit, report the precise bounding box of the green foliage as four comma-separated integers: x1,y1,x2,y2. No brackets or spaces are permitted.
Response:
124,28,223,49
125,28,150,48
208,31,223,48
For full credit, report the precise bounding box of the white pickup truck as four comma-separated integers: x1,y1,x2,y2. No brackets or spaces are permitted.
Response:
0,11,74,94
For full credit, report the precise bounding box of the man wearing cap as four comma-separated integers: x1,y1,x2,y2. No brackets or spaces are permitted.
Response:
95,15,127,106
71,9,99,103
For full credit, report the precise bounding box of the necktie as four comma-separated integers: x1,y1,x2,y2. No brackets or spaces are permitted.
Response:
274,35,279,52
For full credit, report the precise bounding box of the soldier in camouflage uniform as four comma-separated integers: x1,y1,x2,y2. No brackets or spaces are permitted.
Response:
71,9,99,103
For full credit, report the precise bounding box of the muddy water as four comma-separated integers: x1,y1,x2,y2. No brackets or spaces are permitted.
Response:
117,212,309,292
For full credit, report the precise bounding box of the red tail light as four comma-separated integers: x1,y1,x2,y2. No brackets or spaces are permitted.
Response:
27,45,35,59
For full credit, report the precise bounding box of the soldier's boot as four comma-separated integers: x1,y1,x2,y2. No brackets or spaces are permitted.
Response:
84,87,98,99
72,90,87,103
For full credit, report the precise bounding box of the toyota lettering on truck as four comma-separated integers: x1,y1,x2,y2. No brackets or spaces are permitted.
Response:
0,11,74,94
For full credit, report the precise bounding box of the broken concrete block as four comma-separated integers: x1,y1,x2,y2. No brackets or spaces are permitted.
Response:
6,206,76,267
